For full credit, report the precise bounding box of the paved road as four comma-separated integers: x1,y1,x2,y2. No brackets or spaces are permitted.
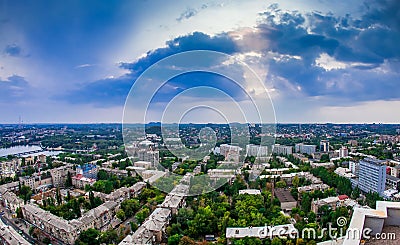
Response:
0,214,36,244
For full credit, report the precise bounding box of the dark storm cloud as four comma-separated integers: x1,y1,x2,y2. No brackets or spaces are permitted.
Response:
256,1,400,103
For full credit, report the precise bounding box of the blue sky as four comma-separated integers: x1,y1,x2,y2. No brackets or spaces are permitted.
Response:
0,0,399,123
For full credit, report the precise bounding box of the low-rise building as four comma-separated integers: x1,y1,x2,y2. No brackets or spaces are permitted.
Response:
298,184,330,194
134,161,153,169
49,164,75,187
239,189,261,195
274,188,297,211
119,208,172,245
2,191,24,215
310,161,335,168
386,175,400,190
334,167,356,179
71,174,96,189
0,218,30,245
226,224,298,243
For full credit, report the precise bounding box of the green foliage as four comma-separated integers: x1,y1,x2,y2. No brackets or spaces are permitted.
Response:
116,209,125,220
65,171,73,187
168,234,182,245
18,185,32,204
120,199,140,218
320,154,330,163
311,167,352,196
75,228,100,245
135,207,150,224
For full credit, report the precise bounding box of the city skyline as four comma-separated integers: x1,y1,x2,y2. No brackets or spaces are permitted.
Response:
1,0,399,123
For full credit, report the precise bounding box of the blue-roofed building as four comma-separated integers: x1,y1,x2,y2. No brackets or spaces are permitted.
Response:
76,164,98,180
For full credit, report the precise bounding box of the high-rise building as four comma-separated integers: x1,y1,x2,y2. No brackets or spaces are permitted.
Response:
138,150,160,168
272,144,293,155
246,144,268,157
320,140,330,152
349,161,359,176
295,143,316,155
358,158,386,195
339,146,349,158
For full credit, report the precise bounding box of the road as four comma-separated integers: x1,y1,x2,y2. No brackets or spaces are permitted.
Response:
0,213,36,244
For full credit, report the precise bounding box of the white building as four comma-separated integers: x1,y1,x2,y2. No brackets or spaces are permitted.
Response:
320,140,329,152
349,161,359,176
339,146,349,158
295,143,316,155
272,144,293,155
246,144,268,157
358,158,386,195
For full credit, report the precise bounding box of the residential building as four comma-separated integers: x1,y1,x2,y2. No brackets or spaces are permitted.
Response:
246,144,269,157
272,144,293,155
386,175,400,190
239,189,261,195
320,140,330,152
339,146,349,158
134,161,153,169
2,191,24,215
22,201,119,244
71,175,96,189
358,158,387,195
349,161,359,176
49,164,75,187
76,164,98,180
0,218,30,245
310,161,335,168
334,167,356,179
138,150,159,167
19,174,53,192
298,184,330,194
0,158,20,178
295,143,316,155
220,144,241,158
119,208,172,245
274,188,297,211
311,195,345,214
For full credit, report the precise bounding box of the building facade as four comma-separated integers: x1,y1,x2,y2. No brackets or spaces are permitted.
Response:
358,158,386,195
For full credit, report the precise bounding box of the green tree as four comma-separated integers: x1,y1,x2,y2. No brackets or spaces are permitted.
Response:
116,209,126,220
19,185,32,204
168,234,181,245
76,228,100,245
65,171,73,187
121,199,140,217
271,237,283,245
135,207,150,224
89,190,95,208
99,229,118,244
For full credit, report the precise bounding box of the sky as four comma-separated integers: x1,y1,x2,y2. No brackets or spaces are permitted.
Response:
0,0,399,123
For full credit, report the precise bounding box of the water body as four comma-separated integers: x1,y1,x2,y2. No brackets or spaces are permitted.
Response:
0,145,62,157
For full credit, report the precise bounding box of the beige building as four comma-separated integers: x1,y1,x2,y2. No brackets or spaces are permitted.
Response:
49,164,75,187
119,208,172,245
